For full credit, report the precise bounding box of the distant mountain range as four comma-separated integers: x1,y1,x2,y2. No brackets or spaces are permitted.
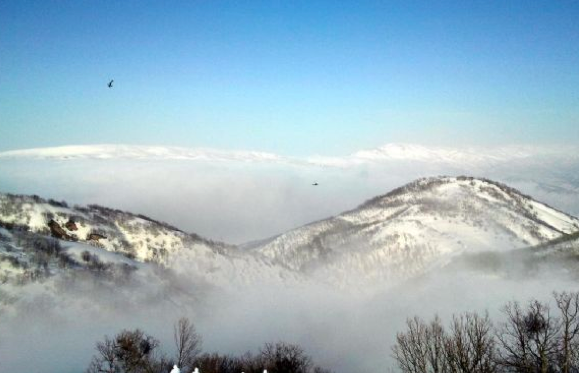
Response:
2,176,578,291
1,143,579,167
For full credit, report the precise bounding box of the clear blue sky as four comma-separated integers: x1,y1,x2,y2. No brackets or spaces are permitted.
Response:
1,1,578,155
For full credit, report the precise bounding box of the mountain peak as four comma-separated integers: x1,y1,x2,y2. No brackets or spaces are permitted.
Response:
2,176,578,290
251,176,579,288
360,176,530,207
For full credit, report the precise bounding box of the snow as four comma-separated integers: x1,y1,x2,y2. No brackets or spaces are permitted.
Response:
347,143,579,166
64,241,142,266
0,144,287,164
0,192,308,289
252,176,579,289
1,143,579,169
0,175,577,291
528,200,579,234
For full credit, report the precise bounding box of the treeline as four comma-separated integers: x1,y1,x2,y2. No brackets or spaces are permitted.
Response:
87,318,332,373
393,292,579,373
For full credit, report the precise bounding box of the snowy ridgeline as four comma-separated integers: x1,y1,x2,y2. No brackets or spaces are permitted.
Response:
0,192,302,288
1,176,579,290
250,176,579,286
0,192,224,263
2,143,579,167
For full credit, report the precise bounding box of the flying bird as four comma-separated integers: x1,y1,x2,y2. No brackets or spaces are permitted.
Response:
108,79,114,88
312,182,319,186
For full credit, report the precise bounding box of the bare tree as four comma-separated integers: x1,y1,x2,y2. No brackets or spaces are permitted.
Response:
497,301,560,373
87,329,163,373
195,352,245,373
393,316,448,373
554,292,579,373
393,316,429,373
260,342,313,373
239,351,265,373
174,317,202,372
428,316,449,373
87,335,120,373
119,329,164,373
86,324,331,373
444,312,496,373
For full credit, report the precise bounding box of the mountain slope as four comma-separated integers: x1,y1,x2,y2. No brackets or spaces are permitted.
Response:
3,143,579,244
248,176,579,288
0,194,301,287
442,230,579,281
2,176,578,290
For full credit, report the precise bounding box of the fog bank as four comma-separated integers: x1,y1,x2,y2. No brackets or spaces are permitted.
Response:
0,157,577,244
1,253,578,373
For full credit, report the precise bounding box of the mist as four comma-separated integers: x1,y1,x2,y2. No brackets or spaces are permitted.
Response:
0,156,578,244
1,151,579,373
1,248,578,373
2,0,579,370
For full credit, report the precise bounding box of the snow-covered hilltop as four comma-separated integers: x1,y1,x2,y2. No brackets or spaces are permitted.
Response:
1,176,578,290
0,194,299,287
248,176,579,288
0,193,227,262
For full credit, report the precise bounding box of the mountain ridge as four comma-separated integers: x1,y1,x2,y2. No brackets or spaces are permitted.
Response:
2,143,579,168
248,176,579,288
1,175,578,290
0,192,302,288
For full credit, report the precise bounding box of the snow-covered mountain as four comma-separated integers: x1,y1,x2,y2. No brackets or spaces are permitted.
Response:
348,143,579,165
1,176,578,291
0,194,300,288
247,176,579,288
3,143,579,244
442,229,579,280
1,176,578,373
0,144,288,164
1,143,578,167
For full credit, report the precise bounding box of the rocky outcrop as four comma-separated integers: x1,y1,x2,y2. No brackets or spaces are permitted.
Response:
87,233,107,242
48,220,72,240
65,219,78,231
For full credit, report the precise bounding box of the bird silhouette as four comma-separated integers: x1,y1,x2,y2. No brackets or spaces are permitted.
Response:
312,182,319,186
108,79,114,88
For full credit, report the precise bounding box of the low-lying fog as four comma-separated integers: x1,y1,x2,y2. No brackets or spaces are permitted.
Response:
1,254,578,373
1,152,578,372
0,156,578,244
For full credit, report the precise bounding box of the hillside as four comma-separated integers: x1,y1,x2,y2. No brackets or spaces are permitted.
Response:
1,176,578,291
0,194,300,288
248,176,579,288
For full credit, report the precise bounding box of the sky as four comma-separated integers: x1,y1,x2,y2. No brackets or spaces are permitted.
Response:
1,1,579,156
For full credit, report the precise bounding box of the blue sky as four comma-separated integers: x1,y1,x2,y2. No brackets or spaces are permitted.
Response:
1,1,578,156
